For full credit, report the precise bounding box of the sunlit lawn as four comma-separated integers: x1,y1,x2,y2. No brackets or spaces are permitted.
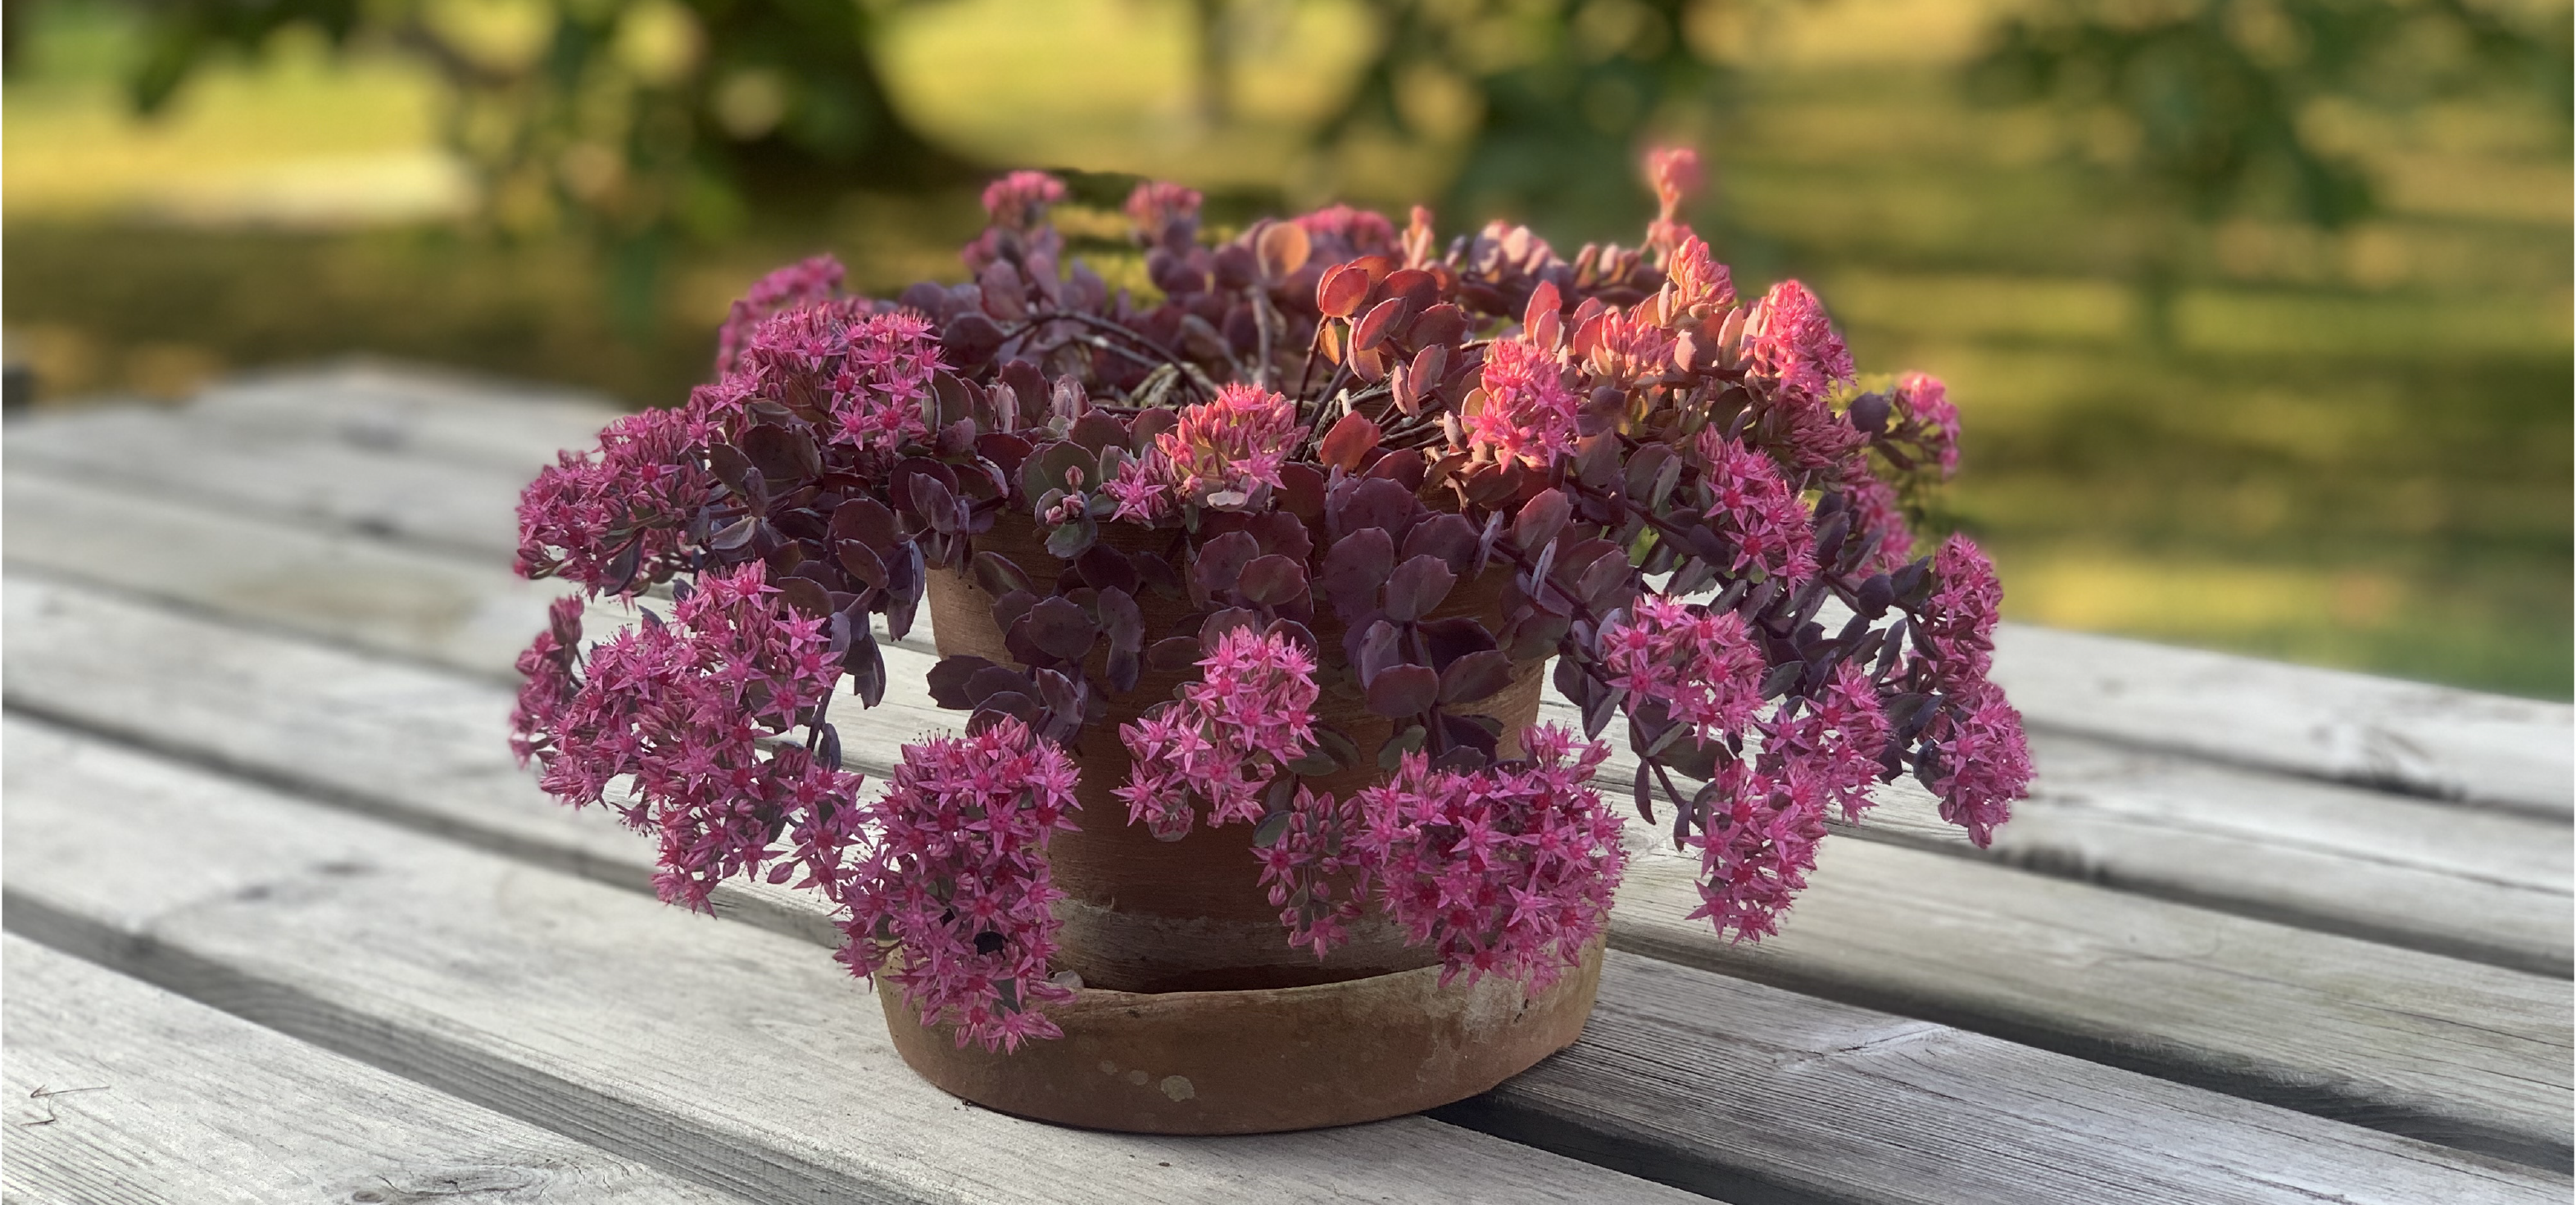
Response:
5,0,2568,697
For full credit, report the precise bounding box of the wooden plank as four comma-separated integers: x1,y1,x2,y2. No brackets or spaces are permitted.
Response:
1451,954,2569,1205
9,572,2569,1169
183,360,629,475
1972,736,2571,976
6,717,2560,1205
12,433,2560,980
6,401,534,564
39,372,2576,818
19,393,2572,967
14,435,2570,976
3,462,570,684
1,934,742,1205
1993,624,2573,817
0,718,1704,1205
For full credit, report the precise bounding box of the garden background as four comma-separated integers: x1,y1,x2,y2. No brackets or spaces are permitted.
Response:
6,0,2568,697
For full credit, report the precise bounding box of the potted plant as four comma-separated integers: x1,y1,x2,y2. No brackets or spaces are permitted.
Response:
509,151,2032,1134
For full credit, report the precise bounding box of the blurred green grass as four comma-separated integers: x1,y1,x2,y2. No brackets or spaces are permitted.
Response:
5,0,2567,698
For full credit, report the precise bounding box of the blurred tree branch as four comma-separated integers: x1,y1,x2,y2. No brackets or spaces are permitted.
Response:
1967,0,2570,335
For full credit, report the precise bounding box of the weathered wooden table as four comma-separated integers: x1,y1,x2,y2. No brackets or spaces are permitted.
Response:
5,362,2569,1203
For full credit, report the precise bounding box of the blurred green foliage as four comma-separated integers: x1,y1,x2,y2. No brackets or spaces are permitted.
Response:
4,0,2567,697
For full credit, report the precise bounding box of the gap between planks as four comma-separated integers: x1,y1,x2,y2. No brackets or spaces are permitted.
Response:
5,569,2569,1171
1,934,745,1205
1,717,1707,1205
10,422,2565,978
13,370,2567,817
4,715,2564,1205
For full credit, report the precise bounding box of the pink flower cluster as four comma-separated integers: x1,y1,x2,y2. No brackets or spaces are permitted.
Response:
1662,235,1736,317
1846,474,1916,574
506,562,863,912
1580,306,1680,386
1115,627,1321,839
1357,726,1626,988
981,170,1067,231
1889,372,1961,478
1645,147,1702,256
1256,785,1374,958
736,304,941,454
1293,203,1400,261
1688,753,1829,943
1926,679,2031,847
1763,663,1893,823
714,254,845,375
1125,179,1203,241
1698,430,1820,583
1912,536,2029,846
1920,535,2004,686
1467,337,1581,467
1105,383,1301,521
842,718,1081,1052
515,405,715,595
1742,279,1855,401
1599,596,1765,745
1685,665,1888,941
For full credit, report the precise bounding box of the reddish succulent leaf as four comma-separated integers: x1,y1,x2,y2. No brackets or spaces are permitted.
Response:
1418,615,1499,668
941,311,1004,367
778,577,832,618
837,539,888,589
1191,530,1261,600
1256,220,1312,279
972,550,1034,598
1439,650,1514,704
1074,544,1139,596
1317,411,1381,471
742,424,821,484
1023,596,1100,663
926,655,998,709
1514,489,1571,554
1069,412,1127,453
1352,297,1404,353
1246,510,1313,561
1332,477,1418,538
1317,527,1394,613
988,587,1037,635
1238,555,1308,607
1366,664,1440,718
1407,305,1467,351
1356,619,1402,684
1316,261,1371,318
1277,464,1327,519
1146,636,1205,673
1384,554,1457,622
977,261,1027,321
1400,514,1479,573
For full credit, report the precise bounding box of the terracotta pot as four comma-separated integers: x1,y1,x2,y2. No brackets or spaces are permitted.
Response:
878,940,1603,1135
925,512,1549,994
896,511,1597,1134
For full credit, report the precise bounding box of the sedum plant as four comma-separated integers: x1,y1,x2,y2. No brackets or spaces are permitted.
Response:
511,152,2032,1049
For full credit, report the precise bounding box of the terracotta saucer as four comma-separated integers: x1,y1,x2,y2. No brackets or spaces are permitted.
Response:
878,941,1602,1135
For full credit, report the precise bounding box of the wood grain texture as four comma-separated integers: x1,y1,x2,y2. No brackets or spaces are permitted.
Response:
1452,954,2566,1205
34,368,2574,819
14,433,2569,981
6,401,535,563
7,572,2568,1170
183,360,629,475
7,718,2561,1205
17,387,2570,975
2,934,742,1205
0,718,1703,1205
1993,624,2573,817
